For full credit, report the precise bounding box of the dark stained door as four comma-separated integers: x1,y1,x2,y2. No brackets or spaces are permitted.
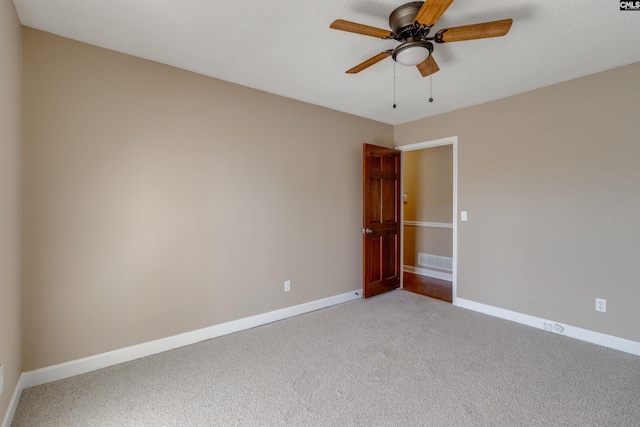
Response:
362,143,402,298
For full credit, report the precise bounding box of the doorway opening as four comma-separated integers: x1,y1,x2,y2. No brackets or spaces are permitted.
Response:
396,136,457,304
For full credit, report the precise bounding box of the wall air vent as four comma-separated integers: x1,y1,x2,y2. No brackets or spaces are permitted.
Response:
418,253,453,272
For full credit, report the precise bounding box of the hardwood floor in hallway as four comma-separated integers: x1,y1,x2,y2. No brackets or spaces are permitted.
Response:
402,272,452,303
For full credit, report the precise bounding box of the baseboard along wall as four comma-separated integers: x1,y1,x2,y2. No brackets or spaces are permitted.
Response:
455,298,640,357
5,290,640,427
2,289,361,427
403,265,453,282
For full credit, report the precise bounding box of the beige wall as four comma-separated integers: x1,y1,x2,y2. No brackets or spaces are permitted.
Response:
396,62,640,342
403,145,453,223
403,145,453,267
0,0,22,418
403,227,452,265
22,28,393,370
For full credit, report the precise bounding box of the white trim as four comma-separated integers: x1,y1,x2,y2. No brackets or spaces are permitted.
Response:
403,221,453,229
395,136,455,152
396,136,458,304
455,298,640,357
452,140,458,305
404,265,453,281
13,290,360,392
1,374,26,427
2,290,360,425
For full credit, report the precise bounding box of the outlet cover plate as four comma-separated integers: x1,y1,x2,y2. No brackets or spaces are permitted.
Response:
596,298,606,312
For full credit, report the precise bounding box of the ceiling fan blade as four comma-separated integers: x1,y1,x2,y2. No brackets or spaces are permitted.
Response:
435,19,513,43
414,0,455,27
416,55,440,77
330,19,393,39
346,51,392,74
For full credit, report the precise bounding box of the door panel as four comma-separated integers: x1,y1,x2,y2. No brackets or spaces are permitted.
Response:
370,236,382,283
370,179,381,223
383,180,396,223
384,233,398,279
362,143,401,298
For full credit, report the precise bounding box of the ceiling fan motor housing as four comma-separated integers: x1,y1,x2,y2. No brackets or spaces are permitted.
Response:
389,2,425,38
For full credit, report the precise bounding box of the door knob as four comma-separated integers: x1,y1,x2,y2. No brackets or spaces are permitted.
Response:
361,228,374,234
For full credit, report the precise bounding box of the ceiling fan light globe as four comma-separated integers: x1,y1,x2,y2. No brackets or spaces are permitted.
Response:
394,46,430,66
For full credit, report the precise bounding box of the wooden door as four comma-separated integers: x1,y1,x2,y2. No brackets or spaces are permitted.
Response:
362,143,401,298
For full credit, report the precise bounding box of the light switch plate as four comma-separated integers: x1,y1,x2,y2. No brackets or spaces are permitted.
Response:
461,211,468,221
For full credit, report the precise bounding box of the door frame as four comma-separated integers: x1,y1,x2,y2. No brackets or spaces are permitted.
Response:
395,136,458,305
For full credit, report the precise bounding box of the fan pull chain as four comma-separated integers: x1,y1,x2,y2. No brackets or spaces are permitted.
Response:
393,61,397,109
429,75,434,103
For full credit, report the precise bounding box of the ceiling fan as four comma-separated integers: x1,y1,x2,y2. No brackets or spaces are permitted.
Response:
330,0,513,77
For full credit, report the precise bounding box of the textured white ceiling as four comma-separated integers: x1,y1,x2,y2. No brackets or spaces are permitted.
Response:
12,0,640,125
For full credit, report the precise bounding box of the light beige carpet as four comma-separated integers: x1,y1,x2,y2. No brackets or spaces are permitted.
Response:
12,290,640,426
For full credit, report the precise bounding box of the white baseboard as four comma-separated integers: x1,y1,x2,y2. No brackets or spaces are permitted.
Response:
1,374,26,427
8,291,636,426
403,265,453,282
2,289,361,427
455,297,640,357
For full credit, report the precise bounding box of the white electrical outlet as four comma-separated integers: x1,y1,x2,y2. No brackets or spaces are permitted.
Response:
284,280,291,292
596,298,606,313
0,364,4,395
552,323,564,334
543,323,552,332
